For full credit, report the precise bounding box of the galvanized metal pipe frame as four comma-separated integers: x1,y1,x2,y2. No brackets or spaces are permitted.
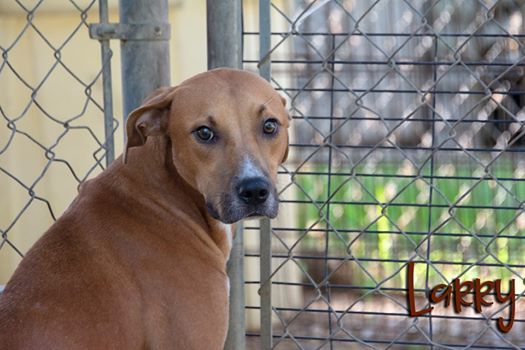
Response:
258,1,273,349
206,1,244,349
91,0,171,159
119,0,171,118
207,0,242,70
97,0,114,166
224,224,245,350
95,0,247,347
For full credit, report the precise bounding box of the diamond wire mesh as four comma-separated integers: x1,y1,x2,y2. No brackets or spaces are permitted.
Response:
0,1,116,277
243,0,525,349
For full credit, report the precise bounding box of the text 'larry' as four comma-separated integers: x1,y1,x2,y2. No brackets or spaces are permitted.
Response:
406,261,516,333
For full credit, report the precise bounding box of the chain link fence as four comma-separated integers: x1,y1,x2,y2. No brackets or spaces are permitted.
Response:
243,0,525,349
3,0,525,349
0,0,116,283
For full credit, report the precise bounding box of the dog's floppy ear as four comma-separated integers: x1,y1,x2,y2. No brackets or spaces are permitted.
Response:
281,144,289,164
123,87,177,164
280,94,290,163
281,127,289,164
280,95,287,107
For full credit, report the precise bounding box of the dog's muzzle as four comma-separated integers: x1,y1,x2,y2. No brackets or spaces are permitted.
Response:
206,176,279,224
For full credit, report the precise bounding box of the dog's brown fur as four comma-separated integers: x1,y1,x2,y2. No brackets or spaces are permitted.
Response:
0,68,289,349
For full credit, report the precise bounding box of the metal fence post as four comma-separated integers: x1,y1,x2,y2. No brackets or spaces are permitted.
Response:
207,0,242,70
97,0,115,166
206,1,244,350
119,0,171,118
258,1,272,349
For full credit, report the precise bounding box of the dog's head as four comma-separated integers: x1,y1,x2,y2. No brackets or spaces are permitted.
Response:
124,68,290,224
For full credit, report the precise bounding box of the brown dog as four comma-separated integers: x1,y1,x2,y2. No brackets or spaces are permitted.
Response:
0,68,289,349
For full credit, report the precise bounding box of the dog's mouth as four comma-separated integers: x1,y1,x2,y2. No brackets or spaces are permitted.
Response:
205,191,279,224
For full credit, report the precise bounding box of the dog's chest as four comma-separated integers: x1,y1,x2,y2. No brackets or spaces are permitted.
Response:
141,264,229,349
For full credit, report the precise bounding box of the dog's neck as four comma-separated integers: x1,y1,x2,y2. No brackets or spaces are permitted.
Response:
103,136,232,261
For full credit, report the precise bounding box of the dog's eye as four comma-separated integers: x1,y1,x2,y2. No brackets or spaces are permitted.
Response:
194,126,215,142
263,119,279,135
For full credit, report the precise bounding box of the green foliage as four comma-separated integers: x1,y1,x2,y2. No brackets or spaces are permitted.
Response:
293,161,525,287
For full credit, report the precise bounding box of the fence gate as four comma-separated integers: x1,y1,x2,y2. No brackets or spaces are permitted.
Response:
0,0,119,287
0,0,172,271
241,0,525,349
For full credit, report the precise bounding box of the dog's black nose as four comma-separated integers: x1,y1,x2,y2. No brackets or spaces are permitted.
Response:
237,177,270,205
